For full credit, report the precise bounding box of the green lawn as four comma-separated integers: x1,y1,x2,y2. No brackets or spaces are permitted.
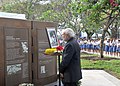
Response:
81,53,120,79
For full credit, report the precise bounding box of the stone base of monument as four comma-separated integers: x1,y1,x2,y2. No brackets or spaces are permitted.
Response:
18,83,34,86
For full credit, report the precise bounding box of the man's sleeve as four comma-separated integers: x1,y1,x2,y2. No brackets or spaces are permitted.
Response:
60,44,74,73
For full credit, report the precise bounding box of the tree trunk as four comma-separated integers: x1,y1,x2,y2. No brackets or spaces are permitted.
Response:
100,11,115,58
111,23,118,38
100,29,107,58
85,30,94,39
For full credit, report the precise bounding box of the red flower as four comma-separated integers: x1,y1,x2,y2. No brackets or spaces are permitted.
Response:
109,0,119,7
56,46,63,51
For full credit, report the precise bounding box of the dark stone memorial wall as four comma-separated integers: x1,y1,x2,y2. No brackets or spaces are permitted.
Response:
32,22,57,86
0,27,4,86
0,18,57,86
5,28,30,86
0,18,32,86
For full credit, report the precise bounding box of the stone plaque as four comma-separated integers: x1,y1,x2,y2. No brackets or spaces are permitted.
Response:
38,53,56,78
37,29,56,79
5,28,29,86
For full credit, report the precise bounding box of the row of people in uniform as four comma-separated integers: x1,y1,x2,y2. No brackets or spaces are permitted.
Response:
104,38,120,56
78,38,120,57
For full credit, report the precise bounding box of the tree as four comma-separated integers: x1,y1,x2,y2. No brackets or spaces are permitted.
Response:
40,0,98,39
77,0,120,58
1,0,52,20
110,21,119,38
2,0,120,58
2,0,98,39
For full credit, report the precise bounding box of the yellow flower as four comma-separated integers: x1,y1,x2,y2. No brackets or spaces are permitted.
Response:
44,48,57,55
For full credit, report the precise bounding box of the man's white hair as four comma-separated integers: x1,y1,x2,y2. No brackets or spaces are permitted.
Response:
62,28,75,37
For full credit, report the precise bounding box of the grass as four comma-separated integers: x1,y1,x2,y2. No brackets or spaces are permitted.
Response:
59,52,120,79
81,52,98,57
81,53,120,79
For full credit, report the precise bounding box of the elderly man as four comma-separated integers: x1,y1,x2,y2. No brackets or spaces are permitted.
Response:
60,28,82,86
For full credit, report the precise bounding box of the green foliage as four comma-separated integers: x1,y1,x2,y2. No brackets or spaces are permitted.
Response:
78,0,120,57
2,0,33,19
1,0,52,20
1,0,120,40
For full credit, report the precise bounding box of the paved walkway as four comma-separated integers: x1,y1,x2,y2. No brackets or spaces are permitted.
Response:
81,70,120,86
45,70,120,86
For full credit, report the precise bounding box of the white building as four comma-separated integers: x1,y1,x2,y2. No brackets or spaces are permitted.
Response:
0,12,26,20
